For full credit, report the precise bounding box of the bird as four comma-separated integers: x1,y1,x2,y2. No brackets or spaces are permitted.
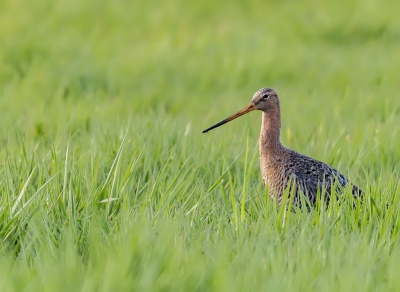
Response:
202,88,362,208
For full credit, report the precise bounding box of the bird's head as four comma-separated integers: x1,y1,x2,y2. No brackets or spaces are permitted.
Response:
251,88,279,112
202,88,279,133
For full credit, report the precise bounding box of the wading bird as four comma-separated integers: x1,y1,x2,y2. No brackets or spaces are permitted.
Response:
202,88,362,207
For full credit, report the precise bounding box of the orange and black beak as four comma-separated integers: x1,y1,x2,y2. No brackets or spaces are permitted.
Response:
202,102,256,133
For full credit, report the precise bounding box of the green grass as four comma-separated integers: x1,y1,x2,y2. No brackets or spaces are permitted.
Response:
1,0,400,290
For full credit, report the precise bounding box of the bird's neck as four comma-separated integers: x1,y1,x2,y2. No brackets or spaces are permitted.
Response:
259,110,283,157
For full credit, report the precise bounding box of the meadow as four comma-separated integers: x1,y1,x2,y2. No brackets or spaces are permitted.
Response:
0,0,400,290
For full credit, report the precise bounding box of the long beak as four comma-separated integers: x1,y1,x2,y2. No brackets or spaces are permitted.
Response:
202,102,256,133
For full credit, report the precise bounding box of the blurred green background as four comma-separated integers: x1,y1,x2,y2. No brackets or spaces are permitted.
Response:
1,0,399,163
0,0,400,291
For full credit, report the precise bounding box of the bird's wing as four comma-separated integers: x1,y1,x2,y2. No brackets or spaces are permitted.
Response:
287,152,350,202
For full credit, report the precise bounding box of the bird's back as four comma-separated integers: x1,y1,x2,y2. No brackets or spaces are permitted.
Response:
263,147,362,206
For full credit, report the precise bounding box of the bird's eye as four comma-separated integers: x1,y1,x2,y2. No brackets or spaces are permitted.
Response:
262,94,269,99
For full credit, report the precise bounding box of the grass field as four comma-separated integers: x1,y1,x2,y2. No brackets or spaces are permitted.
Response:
1,0,400,290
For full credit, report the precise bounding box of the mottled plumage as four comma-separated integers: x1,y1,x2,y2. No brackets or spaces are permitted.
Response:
203,87,362,207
